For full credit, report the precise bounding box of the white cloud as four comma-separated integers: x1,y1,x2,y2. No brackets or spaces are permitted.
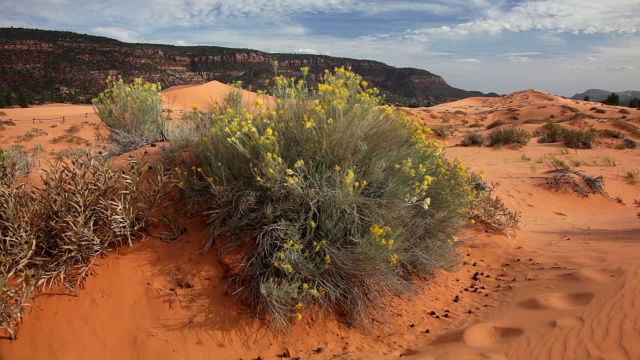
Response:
499,52,543,57
406,0,640,39
294,48,319,54
90,27,141,43
507,56,531,62
599,65,635,72
455,58,482,63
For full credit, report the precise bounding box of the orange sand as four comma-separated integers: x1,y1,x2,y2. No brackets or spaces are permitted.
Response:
1,85,639,359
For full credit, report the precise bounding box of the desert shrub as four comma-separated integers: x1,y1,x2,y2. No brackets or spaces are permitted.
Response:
538,123,596,149
546,169,605,196
485,119,506,130
65,124,82,134
611,119,640,138
623,139,638,149
487,126,531,146
460,132,487,147
599,129,624,139
93,77,166,152
595,108,606,114
15,128,47,142
429,125,453,138
0,153,173,338
170,68,475,329
537,122,566,143
562,105,580,113
51,134,91,146
467,174,519,234
468,123,484,128
619,108,631,115
523,118,549,124
624,170,639,185
563,128,596,149
0,146,34,179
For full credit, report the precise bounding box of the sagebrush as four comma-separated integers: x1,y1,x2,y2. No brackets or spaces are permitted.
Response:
93,77,166,152
169,67,476,329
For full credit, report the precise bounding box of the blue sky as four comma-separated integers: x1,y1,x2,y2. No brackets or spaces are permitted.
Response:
1,0,639,96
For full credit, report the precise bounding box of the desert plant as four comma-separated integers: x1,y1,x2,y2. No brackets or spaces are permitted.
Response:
487,126,531,146
0,153,173,338
429,125,453,138
65,124,83,134
486,119,506,130
460,132,487,147
563,128,596,149
93,77,166,152
169,67,476,329
51,134,91,146
623,170,639,185
599,129,624,139
537,122,566,143
619,108,631,115
611,119,640,138
0,146,35,179
467,175,519,234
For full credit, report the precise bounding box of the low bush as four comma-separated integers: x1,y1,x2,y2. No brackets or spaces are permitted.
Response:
599,129,624,139
169,68,476,329
0,153,173,338
563,128,596,149
537,122,565,143
485,119,506,130
430,125,453,138
93,77,166,152
487,126,531,147
0,146,34,179
537,123,596,149
461,132,487,147
619,108,631,114
611,119,640,138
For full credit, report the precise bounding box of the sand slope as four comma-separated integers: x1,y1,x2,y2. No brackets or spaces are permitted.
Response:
1,87,640,359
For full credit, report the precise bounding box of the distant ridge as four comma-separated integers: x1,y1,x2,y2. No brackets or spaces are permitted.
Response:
571,89,640,104
0,27,497,106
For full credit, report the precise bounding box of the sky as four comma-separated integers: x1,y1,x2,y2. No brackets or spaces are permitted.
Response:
1,0,640,96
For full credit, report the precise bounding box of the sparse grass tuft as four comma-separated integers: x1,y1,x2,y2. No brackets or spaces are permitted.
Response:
51,134,91,146
623,170,639,185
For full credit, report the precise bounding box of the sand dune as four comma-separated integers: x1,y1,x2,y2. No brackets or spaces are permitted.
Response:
1,86,639,359
162,80,271,111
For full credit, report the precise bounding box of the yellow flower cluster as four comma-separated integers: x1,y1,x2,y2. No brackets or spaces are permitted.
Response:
369,224,395,250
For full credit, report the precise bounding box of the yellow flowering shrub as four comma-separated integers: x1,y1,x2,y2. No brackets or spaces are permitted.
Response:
93,76,165,151
170,67,475,330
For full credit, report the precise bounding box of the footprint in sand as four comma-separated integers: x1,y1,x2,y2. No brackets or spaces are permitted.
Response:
550,315,584,329
561,268,619,283
462,324,524,348
430,324,523,348
519,292,594,310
